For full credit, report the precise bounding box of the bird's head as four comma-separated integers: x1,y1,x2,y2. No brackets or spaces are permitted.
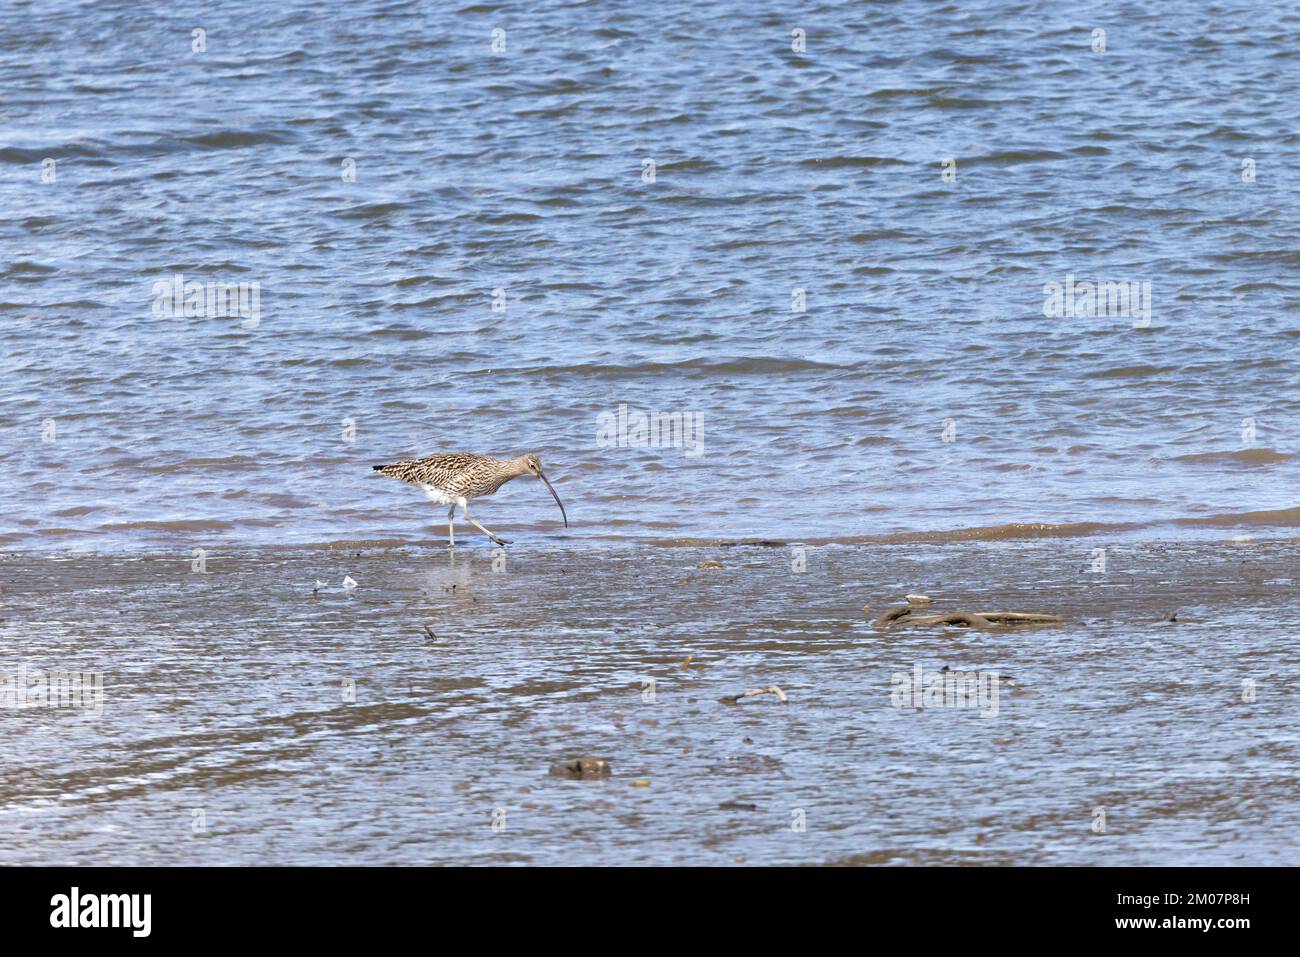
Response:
519,453,567,528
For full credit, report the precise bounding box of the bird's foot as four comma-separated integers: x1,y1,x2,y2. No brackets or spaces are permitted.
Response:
491,536,511,547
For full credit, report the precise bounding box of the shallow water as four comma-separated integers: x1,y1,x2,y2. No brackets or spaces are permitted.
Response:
2,541,1298,865
2,0,1299,551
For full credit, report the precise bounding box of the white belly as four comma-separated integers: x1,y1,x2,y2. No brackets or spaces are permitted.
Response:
420,485,457,505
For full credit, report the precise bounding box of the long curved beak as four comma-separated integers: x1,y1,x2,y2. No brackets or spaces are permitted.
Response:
538,471,568,527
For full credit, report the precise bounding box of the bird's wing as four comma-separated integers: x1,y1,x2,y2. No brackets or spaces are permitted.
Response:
375,452,494,488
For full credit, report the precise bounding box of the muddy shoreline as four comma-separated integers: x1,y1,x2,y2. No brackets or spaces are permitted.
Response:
1,539,1297,865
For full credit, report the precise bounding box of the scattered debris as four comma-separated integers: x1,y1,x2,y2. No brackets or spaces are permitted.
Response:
679,655,694,671
905,593,931,605
727,685,788,705
549,757,611,780
862,603,871,614
875,606,1063,630
631,778,650,788
697,560,723,570
342,575,358,591
979,612,1062,625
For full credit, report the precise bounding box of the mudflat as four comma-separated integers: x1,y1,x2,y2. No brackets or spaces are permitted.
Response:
1,538,1296,865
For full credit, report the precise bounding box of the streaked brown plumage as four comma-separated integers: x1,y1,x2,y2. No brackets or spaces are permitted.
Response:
372,452,567,547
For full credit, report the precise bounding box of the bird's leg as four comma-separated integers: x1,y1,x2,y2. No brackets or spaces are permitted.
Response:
462,505,510,546
446,505,456,548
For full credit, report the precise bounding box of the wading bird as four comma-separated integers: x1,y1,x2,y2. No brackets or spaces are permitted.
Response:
372,452,567,547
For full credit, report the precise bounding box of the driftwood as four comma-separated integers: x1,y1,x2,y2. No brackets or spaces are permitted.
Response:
727,685,788,704
874,606,1063,630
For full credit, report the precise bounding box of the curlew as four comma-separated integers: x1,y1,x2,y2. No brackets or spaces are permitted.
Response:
371,452,567,547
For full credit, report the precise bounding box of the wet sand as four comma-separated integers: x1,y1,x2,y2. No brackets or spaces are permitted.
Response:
1,538,1298,865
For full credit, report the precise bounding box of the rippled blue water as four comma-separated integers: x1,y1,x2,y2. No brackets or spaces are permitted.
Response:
2,0,1298,550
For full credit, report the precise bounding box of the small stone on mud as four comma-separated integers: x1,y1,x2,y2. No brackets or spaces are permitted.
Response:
906,593,931,605
550,757,612,780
